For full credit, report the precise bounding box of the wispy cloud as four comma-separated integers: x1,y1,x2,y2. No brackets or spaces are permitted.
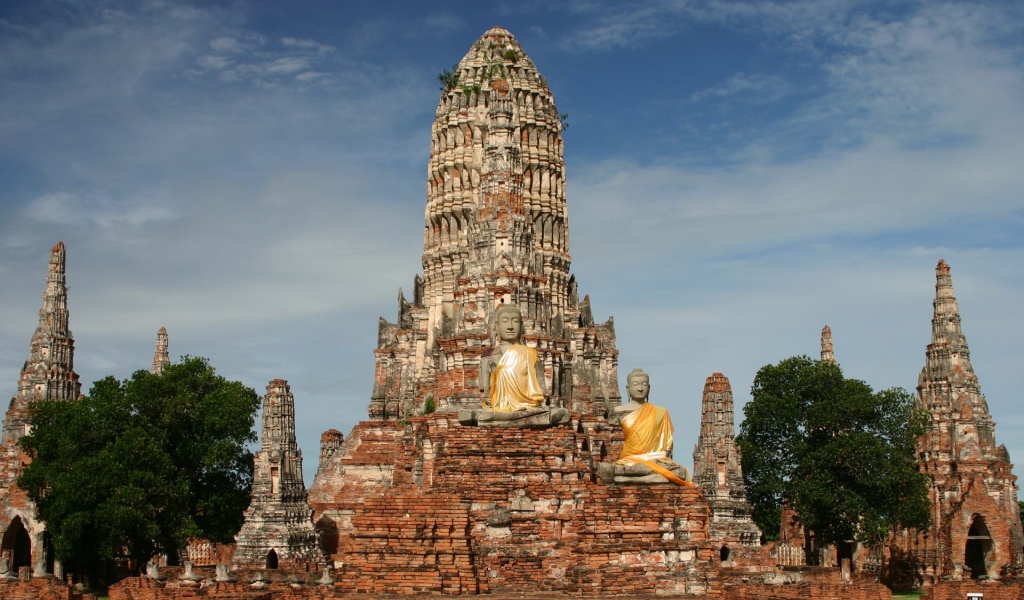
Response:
690,72,790,102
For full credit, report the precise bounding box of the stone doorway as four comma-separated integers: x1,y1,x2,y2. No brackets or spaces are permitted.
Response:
266,549,279,569
965,516,992,579
1,516,31,570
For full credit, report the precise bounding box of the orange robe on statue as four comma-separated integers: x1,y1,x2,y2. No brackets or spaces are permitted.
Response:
486,344,545,411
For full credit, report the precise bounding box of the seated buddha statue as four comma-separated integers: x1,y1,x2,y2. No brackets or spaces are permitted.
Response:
597,368,692,485
457,304,569,427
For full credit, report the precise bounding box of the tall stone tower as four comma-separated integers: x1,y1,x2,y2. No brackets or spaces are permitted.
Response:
308,29,724,596
891,260,1023,582
370,26,619,421
233,379,320,569
692,373,763,558
2,242,81,445
0,242,79,575
151,326,170,375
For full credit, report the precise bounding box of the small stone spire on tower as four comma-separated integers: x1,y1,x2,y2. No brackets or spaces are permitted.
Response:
820,325,835,364
233,379,320,569
151,327,170,375
3,242,81,445
692,373,761,548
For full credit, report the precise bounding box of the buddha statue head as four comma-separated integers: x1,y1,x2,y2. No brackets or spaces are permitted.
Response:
494,304,525,344
626,368,650,403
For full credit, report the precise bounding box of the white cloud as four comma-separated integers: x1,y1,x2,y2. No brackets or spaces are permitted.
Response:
690,72,790,102
196,54,232,70
281,37,335,53
209,34,264,54
265,56,310,75
423,14,463,32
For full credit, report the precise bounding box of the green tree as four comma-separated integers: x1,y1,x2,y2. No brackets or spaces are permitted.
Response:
19,357,260,578
735,356,931,552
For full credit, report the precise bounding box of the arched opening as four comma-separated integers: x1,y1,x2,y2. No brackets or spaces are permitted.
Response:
965,516,992,579
720,546,731,563
1,516,32,570
265,549,279,570
316,516,339,557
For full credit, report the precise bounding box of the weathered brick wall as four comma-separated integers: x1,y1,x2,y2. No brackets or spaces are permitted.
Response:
0,576,95,600
724,581,891,600
920,579,1024,600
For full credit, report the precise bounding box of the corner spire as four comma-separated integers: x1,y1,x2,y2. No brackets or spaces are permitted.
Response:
692,373,761,547
151,327,170,375
820,325,835,364
3,242,81,445
233,379,320,568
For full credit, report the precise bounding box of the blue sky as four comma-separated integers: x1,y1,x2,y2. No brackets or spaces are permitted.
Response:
1,0,1022,486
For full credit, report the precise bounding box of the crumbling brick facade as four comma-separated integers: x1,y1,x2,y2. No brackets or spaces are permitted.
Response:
889,260,1024,583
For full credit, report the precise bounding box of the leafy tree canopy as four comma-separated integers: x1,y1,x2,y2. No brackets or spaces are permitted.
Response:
735,355,931,548
19,356,260,574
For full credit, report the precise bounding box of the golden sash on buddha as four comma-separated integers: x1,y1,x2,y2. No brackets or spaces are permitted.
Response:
486,344,545,412
617,402,691,486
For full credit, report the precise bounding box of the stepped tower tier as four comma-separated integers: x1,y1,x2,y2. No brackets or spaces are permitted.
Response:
889,260,1023,583
233,379,320,569
370,26,619,421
